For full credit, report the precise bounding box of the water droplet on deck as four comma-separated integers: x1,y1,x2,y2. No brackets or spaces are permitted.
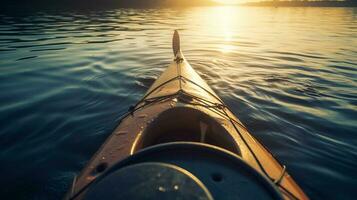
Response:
116,131,127,136
138,114,147,118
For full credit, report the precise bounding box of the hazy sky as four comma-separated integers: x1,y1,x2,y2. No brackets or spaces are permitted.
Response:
214,0,243,4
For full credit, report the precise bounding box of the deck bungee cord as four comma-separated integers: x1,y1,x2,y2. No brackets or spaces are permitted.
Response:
69,82,300,200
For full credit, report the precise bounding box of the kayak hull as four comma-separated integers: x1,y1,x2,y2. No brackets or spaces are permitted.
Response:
66,37,308,200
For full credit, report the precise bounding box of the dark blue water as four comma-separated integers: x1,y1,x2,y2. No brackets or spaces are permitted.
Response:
0,7,356,200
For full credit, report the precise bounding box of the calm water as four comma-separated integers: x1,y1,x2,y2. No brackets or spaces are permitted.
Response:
0,6,356,200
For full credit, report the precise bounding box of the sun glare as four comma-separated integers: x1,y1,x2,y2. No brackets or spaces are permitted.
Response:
198,6,244,53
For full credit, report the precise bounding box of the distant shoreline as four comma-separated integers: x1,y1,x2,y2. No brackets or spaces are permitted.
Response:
242,1,357,7
2,0,357,12
1,0,218,11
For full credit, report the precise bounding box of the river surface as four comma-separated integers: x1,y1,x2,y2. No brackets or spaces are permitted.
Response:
0,6,356,200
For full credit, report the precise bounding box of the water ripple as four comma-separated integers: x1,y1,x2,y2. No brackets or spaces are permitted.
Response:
0,6,356,200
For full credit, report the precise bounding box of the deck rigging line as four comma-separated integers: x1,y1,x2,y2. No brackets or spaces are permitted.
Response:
68,68,300,200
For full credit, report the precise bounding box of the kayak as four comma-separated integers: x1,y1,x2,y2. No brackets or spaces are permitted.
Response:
65,31,308,200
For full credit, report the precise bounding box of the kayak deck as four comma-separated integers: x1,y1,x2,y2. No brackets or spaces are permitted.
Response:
66,32,308,200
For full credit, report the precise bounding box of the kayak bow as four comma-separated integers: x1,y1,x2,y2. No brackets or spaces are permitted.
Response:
65,30,308,200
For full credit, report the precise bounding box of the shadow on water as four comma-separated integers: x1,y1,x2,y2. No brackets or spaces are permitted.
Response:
0,5,357,200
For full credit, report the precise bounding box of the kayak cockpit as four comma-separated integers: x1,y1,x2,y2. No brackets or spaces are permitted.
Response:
131,106,241,155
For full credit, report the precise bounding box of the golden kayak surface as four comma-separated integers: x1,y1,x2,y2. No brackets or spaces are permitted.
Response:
66,31,308,200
